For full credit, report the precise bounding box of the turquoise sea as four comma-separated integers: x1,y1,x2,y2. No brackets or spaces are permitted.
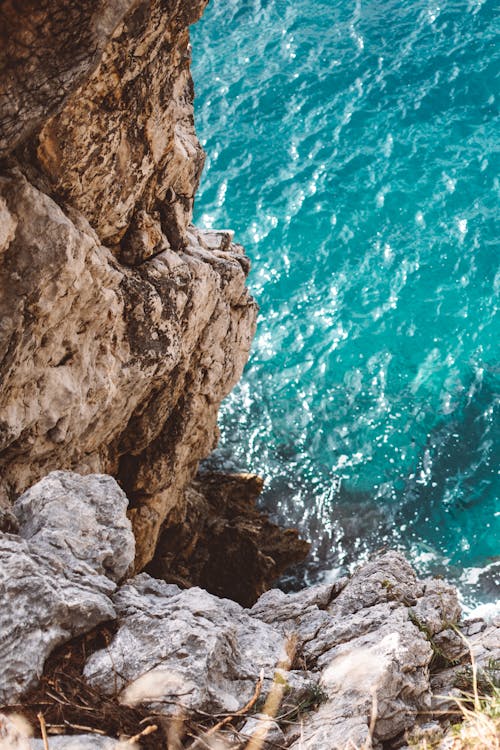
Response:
191,0,500,610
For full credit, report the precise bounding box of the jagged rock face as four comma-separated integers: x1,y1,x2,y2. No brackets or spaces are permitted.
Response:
251,552,464,749
0,0,138,156
0,472,135,704
0,0,255,571
1,474,498,749
0,170,256,567
84,573,288,714
16,0,209,250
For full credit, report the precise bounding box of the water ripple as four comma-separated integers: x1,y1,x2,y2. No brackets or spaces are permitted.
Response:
192,0,500,608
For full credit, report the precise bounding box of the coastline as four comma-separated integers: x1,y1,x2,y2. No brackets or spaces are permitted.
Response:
0,0,498,747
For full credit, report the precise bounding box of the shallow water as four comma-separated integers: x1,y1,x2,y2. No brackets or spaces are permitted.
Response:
191,0,500,610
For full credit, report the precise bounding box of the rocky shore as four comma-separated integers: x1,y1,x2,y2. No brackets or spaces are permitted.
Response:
1,472,498,748
0,1,498,748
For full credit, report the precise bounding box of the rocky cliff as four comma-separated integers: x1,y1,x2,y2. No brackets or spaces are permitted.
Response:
0,0,308,584
1,3,498,749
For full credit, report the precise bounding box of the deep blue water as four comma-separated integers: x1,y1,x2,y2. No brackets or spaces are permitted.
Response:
191,0,500,610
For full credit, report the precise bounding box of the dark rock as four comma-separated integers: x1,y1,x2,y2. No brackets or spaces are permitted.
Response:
148,470,310,606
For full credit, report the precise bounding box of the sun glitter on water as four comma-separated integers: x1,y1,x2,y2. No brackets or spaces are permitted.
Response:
191,0,500,609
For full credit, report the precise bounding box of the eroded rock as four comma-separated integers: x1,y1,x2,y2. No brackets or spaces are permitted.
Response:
253,552,463,749
16,0,208,250
0,0,258,578
77,552,477,750
0,172,256,569
148,470,310,606
430,616,500,716
84,573,286,714
0,472,135,704
0,0,139,156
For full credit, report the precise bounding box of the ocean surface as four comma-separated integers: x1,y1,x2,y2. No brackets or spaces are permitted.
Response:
191,0,500,611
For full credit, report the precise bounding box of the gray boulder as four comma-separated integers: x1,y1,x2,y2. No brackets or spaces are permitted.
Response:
0,472,135,703
253,552,462,750
14,471,135,583
84,574,286,715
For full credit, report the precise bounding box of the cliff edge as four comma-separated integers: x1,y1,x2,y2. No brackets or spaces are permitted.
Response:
1,3,498,749
0,0,307,585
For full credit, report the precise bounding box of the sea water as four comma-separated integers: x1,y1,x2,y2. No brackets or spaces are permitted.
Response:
191,0,499,610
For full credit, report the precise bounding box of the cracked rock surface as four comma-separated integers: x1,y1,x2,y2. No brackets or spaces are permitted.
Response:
0,169,256,568
0,0,257,574
84,573,287,714
251,552,472,749
1,3,499,747
0,472,135,704
0,477,498,750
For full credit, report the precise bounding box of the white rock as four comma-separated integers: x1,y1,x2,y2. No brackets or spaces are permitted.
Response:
84,574,286,715
14,471,135,583
252,553,461,749
30,737,130,749
0,472,135,703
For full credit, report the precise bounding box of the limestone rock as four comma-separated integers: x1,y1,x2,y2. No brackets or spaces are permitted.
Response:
0,506,18,534
14,471,135,583
77,553,470,749
238,714,287,749
410,578,462,636
2,527,485,750
0,714,131,750
0,712,32,750
30,737,129,750
430,617,500,715
0,0,139,156
252,553,462,749
0,0,258,577
84,573,286,714
0,171,256,568
0,472,134,704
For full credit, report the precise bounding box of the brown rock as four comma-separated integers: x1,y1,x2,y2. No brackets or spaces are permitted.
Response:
0,0,139,156
0,0,307,586
16,0,208,250
148,470,310,606
0,172,257,568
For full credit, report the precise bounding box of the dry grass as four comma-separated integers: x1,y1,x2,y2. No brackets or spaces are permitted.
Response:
2,623,171,748
1,625,296,749
442,625,500,750
413,626,500,750
4,617,497,750
440,686,499,750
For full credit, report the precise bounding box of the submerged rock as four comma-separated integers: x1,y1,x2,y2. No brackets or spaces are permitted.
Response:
0,472,134,704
